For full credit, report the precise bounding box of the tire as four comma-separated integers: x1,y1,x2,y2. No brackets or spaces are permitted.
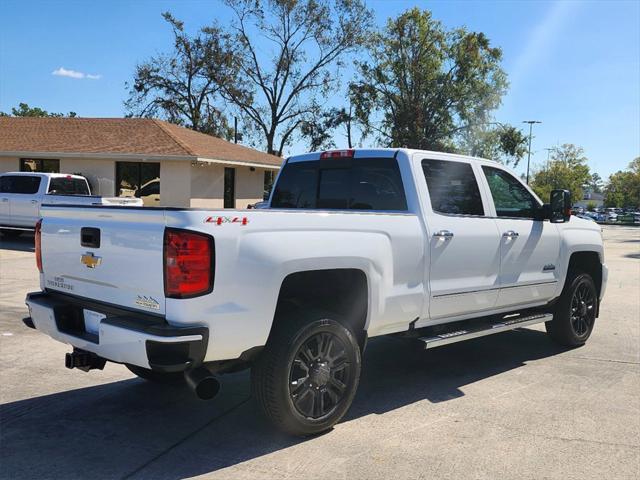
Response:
126,364,186,384
545,271,598,347
0,230,22,239
251,311,362,436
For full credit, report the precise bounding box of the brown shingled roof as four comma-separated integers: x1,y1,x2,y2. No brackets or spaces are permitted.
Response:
0,117,282,167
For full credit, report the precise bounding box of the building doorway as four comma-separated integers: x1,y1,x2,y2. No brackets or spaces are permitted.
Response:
224,167,235,208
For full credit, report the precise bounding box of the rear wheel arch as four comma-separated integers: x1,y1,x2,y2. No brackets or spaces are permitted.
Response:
271,269,369,350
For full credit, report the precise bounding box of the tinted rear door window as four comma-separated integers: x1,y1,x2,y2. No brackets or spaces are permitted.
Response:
271,157,407,211
422,159,484,216
0,175,41,194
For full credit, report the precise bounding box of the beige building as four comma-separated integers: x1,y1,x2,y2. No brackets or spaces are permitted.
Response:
0,117,282,208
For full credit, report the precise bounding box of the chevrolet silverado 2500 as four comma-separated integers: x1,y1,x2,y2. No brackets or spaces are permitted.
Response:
24,148,607,435
0,172,142,236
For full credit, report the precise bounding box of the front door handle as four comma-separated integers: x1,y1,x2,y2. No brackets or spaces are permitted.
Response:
1,198,8,202
433,230,454,239
503,230,519,238
30,199,39,204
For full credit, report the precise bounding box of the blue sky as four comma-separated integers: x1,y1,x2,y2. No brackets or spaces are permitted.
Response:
1,0,638,180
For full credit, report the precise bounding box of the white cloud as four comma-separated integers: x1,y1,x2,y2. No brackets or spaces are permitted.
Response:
52,67,101,80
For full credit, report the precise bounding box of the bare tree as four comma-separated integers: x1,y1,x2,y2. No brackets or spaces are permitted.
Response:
125,13,240,138
219,0,372,156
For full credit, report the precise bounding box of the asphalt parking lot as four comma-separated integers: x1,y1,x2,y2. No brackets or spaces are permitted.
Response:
0,225,638,480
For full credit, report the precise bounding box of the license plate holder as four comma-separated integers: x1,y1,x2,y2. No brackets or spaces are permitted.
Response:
83,309,106,336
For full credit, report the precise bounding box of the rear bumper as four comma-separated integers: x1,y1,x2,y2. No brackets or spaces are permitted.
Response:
25,291,208,372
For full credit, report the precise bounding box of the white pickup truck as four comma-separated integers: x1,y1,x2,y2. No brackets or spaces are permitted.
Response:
24,148,607,436
0,172,142,236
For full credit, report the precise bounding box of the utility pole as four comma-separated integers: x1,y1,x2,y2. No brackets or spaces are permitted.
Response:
544,147,555,168
523,120,541,184
234,117,238,144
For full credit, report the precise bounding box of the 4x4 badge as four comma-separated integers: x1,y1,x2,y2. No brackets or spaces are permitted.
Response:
205,216,249,225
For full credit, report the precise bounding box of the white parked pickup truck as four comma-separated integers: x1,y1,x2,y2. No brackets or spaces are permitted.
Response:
25,149,607,435
0,172,143,236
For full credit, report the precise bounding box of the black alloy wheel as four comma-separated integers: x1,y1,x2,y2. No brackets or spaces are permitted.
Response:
546,271,598,347
570,278,597,338
252,313,362,436
289,331,352,420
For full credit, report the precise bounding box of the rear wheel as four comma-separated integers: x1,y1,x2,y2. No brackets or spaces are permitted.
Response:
126,364,185,384
252,311,361,436
546,272,598,347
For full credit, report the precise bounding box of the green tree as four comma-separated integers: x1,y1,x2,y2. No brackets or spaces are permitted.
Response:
300,86,362,150
351,8,507,151
588,172,603,193
459,124,528,166
0,102,77,117
124,13,238,138
219,0,372,155
530,144,591,202
604,158,640,208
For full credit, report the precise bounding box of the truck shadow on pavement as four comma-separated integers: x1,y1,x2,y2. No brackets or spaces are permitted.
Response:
0,329,568,479
0,233,34,252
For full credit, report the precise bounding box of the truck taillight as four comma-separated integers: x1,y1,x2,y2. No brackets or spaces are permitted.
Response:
163,228,214,299
35,219,43,273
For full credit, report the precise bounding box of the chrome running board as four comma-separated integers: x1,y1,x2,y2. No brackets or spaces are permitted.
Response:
419,313,553,350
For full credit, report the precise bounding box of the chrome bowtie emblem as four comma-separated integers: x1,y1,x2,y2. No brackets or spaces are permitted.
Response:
80,252,102,269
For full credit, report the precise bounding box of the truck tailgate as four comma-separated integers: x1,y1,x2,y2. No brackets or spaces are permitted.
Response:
40,206,167,314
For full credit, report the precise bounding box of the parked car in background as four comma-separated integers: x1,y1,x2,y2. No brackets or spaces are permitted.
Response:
133,178,160,206
247,201,269,209
0,172,143,237
616,212,640,224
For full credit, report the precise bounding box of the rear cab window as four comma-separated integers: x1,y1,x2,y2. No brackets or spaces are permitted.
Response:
421,159,484,216
271,157,407,211
0,175,42,194
48,177,90,195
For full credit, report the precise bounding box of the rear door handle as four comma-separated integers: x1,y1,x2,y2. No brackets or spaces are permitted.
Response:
1,198,8,202
31,200,39,204
433,230,454,239
503,230,519,238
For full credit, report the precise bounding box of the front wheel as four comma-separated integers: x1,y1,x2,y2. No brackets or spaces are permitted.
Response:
546,272,598,347
252,312,362,436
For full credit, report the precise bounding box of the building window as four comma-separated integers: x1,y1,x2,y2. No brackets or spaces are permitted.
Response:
115,162,160,206
20,158,60,173
224,167,235,208
263,170,275,200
